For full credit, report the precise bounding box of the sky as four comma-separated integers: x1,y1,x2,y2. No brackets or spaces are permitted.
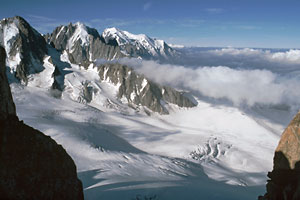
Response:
1,0,300,48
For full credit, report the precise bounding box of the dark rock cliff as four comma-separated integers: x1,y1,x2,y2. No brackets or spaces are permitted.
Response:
0,47,16,120
0,46,84,199
259,111,300,200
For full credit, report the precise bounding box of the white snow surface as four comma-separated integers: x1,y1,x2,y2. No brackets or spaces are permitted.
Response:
67,22,90,52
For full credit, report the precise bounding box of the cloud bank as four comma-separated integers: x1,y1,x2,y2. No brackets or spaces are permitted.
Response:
173,48,300,75
115,50,300,108
212,48,300,65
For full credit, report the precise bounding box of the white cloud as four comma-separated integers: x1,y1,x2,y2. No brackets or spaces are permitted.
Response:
211,48,300,65
212,48,262,56
116,57,300,108
270,50,300,64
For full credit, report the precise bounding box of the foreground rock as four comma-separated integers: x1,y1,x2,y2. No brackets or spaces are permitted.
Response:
259,111,300,200
0,46,84,199
0,46,16,119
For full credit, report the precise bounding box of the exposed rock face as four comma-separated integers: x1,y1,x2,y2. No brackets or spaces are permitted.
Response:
98,63,196,114
0,16,48,83
45,22,124,68
259,111,300,200
0,46,84,199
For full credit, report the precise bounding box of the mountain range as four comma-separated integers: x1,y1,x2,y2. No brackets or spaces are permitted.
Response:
0,16,195,115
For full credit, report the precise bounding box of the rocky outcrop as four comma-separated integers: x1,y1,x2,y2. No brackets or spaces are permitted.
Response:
259,111,300,200
0,46,84,199
98,63,196,114
45,22,124,68
0,16,48,83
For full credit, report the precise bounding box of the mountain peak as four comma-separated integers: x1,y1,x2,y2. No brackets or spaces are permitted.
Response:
104,27,121,34
67,22,90,48
46,22,123,67
102,27,177,60
74,21,86,27
103,27,150,45
0,16,48,83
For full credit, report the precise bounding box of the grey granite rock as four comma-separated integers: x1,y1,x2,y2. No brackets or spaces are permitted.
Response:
98,63,196,114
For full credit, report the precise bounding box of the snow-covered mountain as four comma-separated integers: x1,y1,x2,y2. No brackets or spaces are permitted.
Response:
45,22,124,68
0,16,48,84
0,16,195,115
102,27,178,61
45,23,179,67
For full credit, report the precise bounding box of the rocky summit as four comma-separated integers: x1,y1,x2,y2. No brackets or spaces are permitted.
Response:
259,111,300,200
0,46,84,200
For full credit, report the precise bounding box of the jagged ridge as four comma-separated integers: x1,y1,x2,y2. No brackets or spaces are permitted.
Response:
98,63,196,114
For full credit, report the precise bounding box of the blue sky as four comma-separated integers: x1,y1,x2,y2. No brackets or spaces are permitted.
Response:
1,0,300,48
